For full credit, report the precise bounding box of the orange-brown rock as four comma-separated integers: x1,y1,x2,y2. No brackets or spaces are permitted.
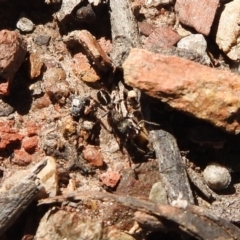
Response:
72,53,100,82
83,145,104,167
29,53,44,79
175,0,219,36
22,136,39,153
63,30,112,72
99,170,121,188
123,48,240,134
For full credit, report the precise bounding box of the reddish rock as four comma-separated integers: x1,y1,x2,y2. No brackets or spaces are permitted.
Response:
175,0,219,36
12,149,32,166
72,53,100,82
25,121,40,136
29,53,44,79
99,170,121,188
83,145,104,167
138,21,154,36
123,48,240,134
33,94,51,110
22,136,38,153
145,27,181,49
63,30,112,71
0,121,23,149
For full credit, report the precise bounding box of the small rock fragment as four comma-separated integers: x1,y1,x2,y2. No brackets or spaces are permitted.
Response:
0,99,14,116
83,145,104,167
29,53,44,79
34,35,51,46
138,21,154,36
43,67,69,104
12,149,32,166
37,156,58,198
25,121,40,136
175,0,219,36
145,27,181,50
203,163,231,191
145,0,173,7
0,30,27,80
35,209,104,240
99,169,121,188
0,121,23,150
61,117,77,138
16,16,35,33
177,34,210,65
63,30,112,71
76,4,96,23
149,181,168,204
56,0,83,21
123,48,240,134
71,53,100,82
215,0,240,61
22,136,38,153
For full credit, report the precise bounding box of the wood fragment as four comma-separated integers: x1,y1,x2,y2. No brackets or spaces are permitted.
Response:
39,191,240,240
149,129,194,204
109,0,141,67
0,160,47,237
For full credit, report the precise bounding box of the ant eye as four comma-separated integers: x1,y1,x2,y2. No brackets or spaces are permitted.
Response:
97,89,111,106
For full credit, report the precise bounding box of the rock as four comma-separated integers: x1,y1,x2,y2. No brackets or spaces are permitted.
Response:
99,169,121,188
0,121,23,150
35,209,104,240
138,21,154,36
145,27,181,50
22,136,39,153
43,67,69,104
0,99,14,116
12,149,32,166
25,121,40,136
0,30,27,93
175,0,219,36
63,30,112,71
203,163,231,191
16,16,35,33
177,34,210,65
149,182,168,204
145,0,173,7
29,53,44,79
107,229,136,240
123,48,240,134
83,145,104,167
76,4,96,23
215,0,240,61
34,35,51,46
71,53,100,82
37,156,58,198
56,0,83,21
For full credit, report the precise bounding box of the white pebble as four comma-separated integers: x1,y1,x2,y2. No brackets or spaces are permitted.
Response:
203,163,231,191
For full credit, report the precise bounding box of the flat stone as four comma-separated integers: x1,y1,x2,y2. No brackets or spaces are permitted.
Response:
0,30,27,94
123,48,240,134
175,0,219,36
145,27,181,49
215,0,240,61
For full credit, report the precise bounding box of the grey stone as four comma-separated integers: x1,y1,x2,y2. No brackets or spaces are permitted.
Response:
16,17,35,33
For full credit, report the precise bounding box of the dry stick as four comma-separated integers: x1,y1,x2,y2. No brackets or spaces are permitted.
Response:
38,191,240,240
109,0,141,68
149,129,194,204
0,160,47,237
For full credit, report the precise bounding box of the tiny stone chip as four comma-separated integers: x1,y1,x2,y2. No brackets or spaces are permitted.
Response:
203,163,231,191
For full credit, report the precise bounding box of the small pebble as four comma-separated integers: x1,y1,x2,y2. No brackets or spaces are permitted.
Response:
203,163,231,191
16,16,35,33
34,35,51,46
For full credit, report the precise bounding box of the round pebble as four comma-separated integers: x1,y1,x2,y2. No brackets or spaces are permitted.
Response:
203,163,231,191
16,17,35,33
